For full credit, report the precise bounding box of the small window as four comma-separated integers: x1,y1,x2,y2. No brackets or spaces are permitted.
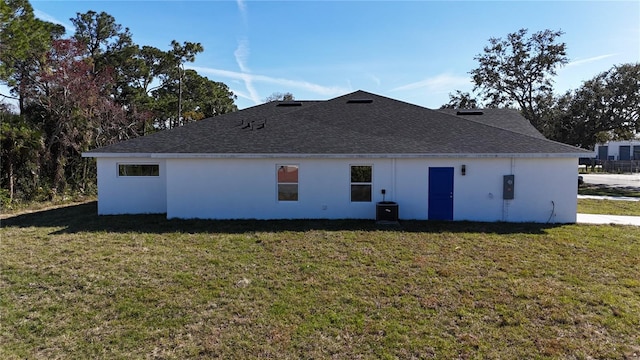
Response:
277,165,298,201
350,165,372,202
118,164,159,177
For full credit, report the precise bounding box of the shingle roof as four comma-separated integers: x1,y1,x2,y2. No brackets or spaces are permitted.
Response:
437,108,547,139
85,90,589,156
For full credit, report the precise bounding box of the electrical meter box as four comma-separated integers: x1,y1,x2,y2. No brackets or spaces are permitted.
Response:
503,175,515,200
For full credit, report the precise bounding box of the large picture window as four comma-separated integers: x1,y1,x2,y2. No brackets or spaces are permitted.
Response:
350,165,372,202
277,165,298,201
118,164,159,177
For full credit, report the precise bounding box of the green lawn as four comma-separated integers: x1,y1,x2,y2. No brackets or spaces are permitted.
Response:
1,202,639,359
578,198,640,216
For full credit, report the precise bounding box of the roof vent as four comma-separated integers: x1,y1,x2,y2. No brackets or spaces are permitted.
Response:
456,110,484,115
346,99,373,104
239,119,266,130
276,101,302,107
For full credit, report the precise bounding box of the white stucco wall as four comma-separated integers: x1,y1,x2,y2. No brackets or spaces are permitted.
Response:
391,157,576,223
165,158,391,220
96,158,167,214
159,156,577,223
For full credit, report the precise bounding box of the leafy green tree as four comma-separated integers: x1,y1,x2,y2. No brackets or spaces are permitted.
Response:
0,0,65,112
70,11,133,70
70,11,140,108
574,63,639,142
2,5,239,201
0,111,43,201
545,63,640,149
128,46,172,97
151,69,237,127
142,40,238,129
470,29,568,130
181,70,237,118
537,91,580,144
167,40,204,128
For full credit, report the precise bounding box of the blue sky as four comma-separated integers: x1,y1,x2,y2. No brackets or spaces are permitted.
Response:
20,1,640,109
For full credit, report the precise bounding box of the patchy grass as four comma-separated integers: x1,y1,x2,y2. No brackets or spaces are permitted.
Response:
1,202,639,359
578,199,640,216
578,184,640,198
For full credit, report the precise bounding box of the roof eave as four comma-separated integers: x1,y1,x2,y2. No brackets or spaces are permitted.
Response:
82,152,155,158
83,152,589,159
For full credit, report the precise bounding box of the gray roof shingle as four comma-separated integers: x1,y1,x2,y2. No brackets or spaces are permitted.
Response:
437,108,547,139
86,90,589,156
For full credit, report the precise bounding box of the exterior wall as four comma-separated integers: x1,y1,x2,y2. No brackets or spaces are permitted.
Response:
96,158,167,214
595,140,640,160
165,158,390,220
497,158,577,223
164,157,578,223
395,157,576,223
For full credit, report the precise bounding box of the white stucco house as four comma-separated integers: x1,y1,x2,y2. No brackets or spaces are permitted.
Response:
83,90,590,223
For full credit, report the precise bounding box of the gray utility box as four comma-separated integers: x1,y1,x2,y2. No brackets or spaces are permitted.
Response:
376,201,399,222
503,175,515,200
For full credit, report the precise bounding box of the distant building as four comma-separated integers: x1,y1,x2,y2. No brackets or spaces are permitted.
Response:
595,140,640,161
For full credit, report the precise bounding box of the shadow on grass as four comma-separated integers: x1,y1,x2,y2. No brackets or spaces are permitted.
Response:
1,201,564,235
578,184,640,197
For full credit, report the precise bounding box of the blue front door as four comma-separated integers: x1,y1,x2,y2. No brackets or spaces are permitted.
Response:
428,167,454,220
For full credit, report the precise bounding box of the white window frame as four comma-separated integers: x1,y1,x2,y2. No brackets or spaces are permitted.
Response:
276,164,299,202
350,164,373,202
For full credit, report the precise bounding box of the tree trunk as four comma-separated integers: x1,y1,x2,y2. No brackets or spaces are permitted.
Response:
51,146,66,199
8,160,14,202
81,158,88,193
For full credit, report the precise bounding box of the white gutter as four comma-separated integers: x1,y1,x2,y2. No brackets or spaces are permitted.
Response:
84,152,589,159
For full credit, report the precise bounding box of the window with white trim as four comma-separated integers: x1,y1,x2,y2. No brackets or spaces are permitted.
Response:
350,165,372,202
277,165,298,201
118,164,159,176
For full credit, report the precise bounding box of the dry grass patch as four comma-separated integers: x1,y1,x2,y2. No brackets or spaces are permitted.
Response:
1,203,639,359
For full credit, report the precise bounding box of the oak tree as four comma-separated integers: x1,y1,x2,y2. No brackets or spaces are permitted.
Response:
545,63,640,149
470,29,568,130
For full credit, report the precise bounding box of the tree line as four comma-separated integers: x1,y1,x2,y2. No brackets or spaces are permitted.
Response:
440,29,639,150
1,0,238,204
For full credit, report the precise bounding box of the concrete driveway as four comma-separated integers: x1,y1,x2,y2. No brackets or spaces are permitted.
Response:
581,174,640,189
577,213,640,226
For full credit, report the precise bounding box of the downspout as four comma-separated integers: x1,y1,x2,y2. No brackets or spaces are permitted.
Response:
392,158,396,201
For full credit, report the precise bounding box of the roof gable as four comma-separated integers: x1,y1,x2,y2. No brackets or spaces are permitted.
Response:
86,90,589,156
